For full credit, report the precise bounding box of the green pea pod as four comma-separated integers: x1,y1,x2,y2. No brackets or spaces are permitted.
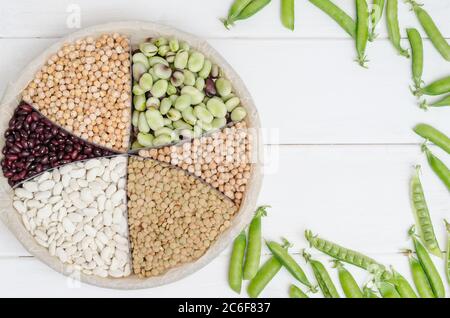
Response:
386,0,409,58
416,75,450,97
362,285,379,298
309,0,356,38
406,1,450,61
445,220,450,284
369,0,385,41
266,239,315,291
421,94,450,109
225,0,254,27
228,231,246,293
303,251,340,298
247,256,282,298
410,168,442,258
305,230,387,276
333,261,363,298
421,145,450,191
389,269,418,298
355,0,370,68
281,0,295,31
410,230,445,298
407,28,423,90
243,206,268,280
413,123,450,154
226,0,272,28
377,281,401,298
289,284,309,298
408,254,435,298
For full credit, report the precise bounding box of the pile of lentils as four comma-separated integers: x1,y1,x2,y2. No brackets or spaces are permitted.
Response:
21,33,131,152
138,121,252,206
131,37,248,149
127,156,238,277
1,103,115,186
13,156,131,278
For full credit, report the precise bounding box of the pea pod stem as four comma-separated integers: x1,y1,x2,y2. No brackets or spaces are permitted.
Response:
281,0,295,31
228,231,247,293
266,238,316,291
421,145,450,191
409,168,442,258
355,0,370,68
386,0,410,58
332,260,363,298
407,28,424,90
445,220,450,284
289,284,309,298
420,94,450,109
369,0,385,41
243,205,269,280
309,0,356,38
413,123,450,154
406,0,450,61
224,0,272,29
409,227,445,297
303,251,340,298
406,250,435,298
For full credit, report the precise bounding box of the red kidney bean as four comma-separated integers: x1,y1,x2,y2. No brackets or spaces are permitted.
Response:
1,102,116,186
205,77,217,97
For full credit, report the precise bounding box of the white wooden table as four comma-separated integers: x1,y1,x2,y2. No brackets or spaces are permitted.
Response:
0,0,449,297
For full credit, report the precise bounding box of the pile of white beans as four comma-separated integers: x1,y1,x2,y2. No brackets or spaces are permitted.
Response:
13,156,131,278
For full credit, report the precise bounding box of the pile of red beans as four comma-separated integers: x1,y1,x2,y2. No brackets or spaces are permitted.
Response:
1,103,116,186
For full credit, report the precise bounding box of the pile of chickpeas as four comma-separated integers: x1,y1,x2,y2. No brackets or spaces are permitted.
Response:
22,33,131,152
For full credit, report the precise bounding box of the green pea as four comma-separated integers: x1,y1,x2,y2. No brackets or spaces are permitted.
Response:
173,119,192,130
145,107,165,131
132,84,145,96
333,261,363,298
408,254,435,298
174,94,192,111
226,97,241,112
138,112,150,133
131,140,142,150
133,95,146,111
289,284,309,298
182,107,197,126
139,42,158,57
167,83,177,96
309,0,356,38
149,56,169,67
195,77,205,91
407,28,423,90
281,0,295,31
362,285,379,298
188,51,205,72
158,45,170,57
132,62,148,81
207,97,227,118
146,97,160,109
369,0,385,41
132,110,139,127
139,73,153,92
194,105,214,124
231,106,247,122
160,98,172,115
228,231,246,294
199,59,212,79
170,70,184,87
243,206,268,280
174,50,189,69
181,86,205,105
137,132,154,147
153,63,172,80
422,145,450,191
153,134,171,146
132,52,150,69
183,70,196,86
215,78,232,97
169,38,179,52
211,117,227,130
150,79,168,98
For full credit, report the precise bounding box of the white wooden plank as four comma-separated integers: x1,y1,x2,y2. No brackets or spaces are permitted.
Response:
0,145,448,256
0,0,448,39
0,38,448,144
0,252,447,297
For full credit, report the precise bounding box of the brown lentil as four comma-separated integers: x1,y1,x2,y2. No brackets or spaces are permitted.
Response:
138,121,252,206
127,156,238,278
22,33,131,152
